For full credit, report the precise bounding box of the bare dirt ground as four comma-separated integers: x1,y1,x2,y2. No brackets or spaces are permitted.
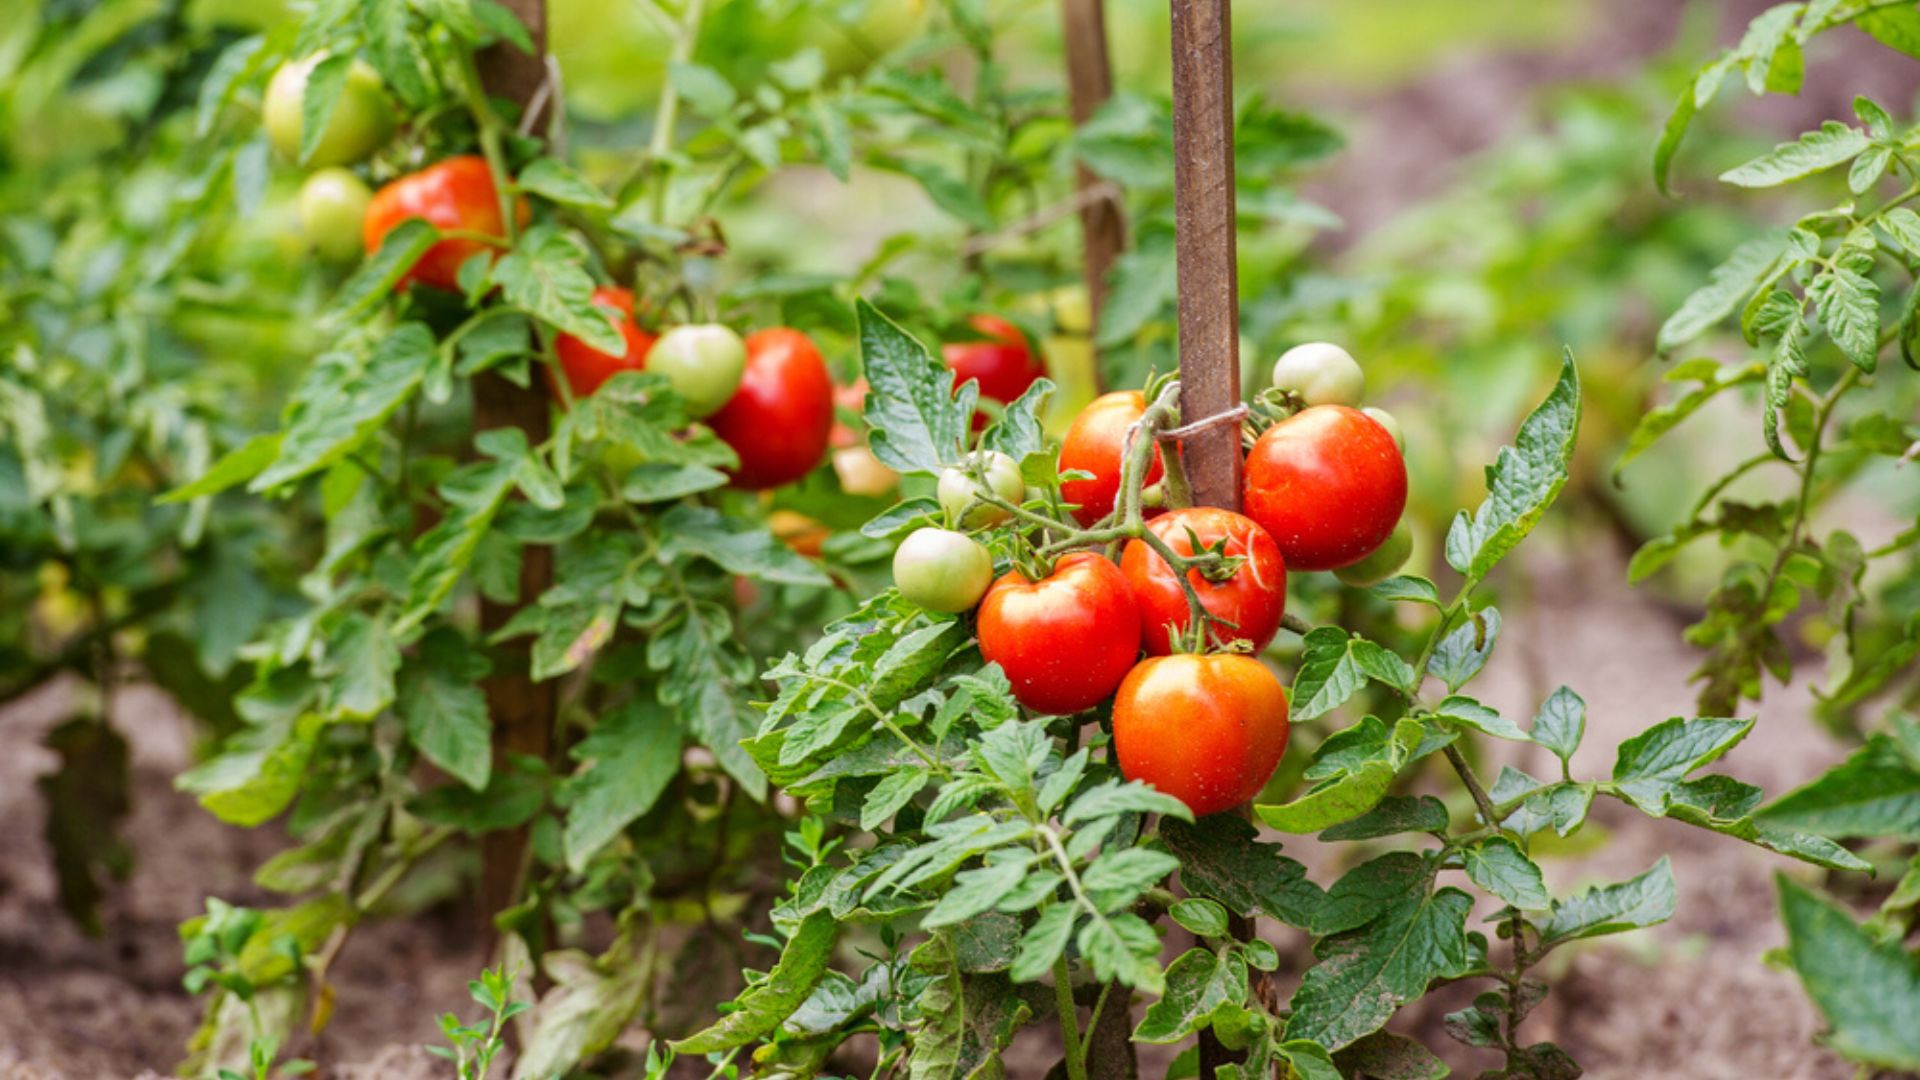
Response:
0,539,1867,1080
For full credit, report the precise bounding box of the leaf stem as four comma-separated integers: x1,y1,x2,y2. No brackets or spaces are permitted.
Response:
1053,951,1090,1080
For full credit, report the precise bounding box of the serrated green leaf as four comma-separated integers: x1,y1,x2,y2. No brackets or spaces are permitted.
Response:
858,300,970,475
862,768,930,831
1285,881,1472,1050
1778,874,1920,1070
1758,733,1920,840
1658,233,1790,352
160,432,282,504
1808,262,1881,371
1721,121,1869,188
1426,608,1501,694
399,629,492,790
1162,815,1325,929
563,700,682,872
672,911,837,1054
1444,352,1580,581
1319,795,1449,842
1462,837,1550,910
1290,627,1418,721
1531,685,1586,770
516,158,614,209
1537,857,1675,948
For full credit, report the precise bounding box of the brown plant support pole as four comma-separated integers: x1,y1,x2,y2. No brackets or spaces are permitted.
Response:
1060,0,1126,385
1169,1,1247,1073
476,0,554,939
1169,0,1242,513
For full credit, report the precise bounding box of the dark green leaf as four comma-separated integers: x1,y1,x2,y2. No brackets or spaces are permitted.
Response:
1720,121,1869,188
1537,857,1675,948
563,700,683,872
1777,874,1920,1070
858,300,970,475
1443,351,1580,581
672,911,838,1054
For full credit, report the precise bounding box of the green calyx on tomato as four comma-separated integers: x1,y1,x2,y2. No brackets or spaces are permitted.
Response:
1119,507,1287,656
264,55,393,168
937,451,1025,529
297,168,373,261
1270,342,1364,408
1333,519,1414,587
893,528,994,614
645,324,748,419
1112,652,1290,817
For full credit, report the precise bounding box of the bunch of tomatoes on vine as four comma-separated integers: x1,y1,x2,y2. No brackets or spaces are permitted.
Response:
891,340,1409,816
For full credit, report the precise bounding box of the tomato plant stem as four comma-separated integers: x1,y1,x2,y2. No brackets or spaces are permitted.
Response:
1053,951,1090,1080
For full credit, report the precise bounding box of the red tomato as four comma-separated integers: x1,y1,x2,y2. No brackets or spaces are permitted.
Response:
1244,405,1406,572
1112,652,1290,816
943,314,1045,427
707,328,835,490
1058,391,1165,527
362,155,527,291
1120,507,1286,656
977,552,1140,715
551,287,657,400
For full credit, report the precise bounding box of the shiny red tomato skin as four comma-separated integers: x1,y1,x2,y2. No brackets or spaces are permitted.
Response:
552,287,656,400
944,314,1045,426
707,328,835,490
362,156,525,291
1058,391,1165,527
1112,653,1290,816
1120,507,1287,656
1243,405,1407,572
977,552,1141,715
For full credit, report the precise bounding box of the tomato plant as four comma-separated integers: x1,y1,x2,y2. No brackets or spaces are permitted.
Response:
1636,3,1920,1068
680,303,1854,1079
6,0,1906,1076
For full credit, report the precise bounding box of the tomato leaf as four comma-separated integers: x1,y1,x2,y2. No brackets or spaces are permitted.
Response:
1444,352,1579,582
562,700,684,872
858,300,972,475
672,911,838,1054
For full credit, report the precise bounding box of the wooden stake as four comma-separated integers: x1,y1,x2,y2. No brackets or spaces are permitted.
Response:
1168,0,1242,513
476,0,554,938
1060,0,1125,383
1169,3,1248,1072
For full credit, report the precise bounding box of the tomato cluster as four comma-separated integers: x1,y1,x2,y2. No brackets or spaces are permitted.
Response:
260,53,848,500
889,341,1413,817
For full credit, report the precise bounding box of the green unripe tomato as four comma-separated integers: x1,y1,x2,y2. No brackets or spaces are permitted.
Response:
893,528,993,613
297,168,372,261
264,55,393,167
1270,342,1364,407
648,325,748,418
1361,406,1405,453
1334,520,1413,587
937,451,1025,528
